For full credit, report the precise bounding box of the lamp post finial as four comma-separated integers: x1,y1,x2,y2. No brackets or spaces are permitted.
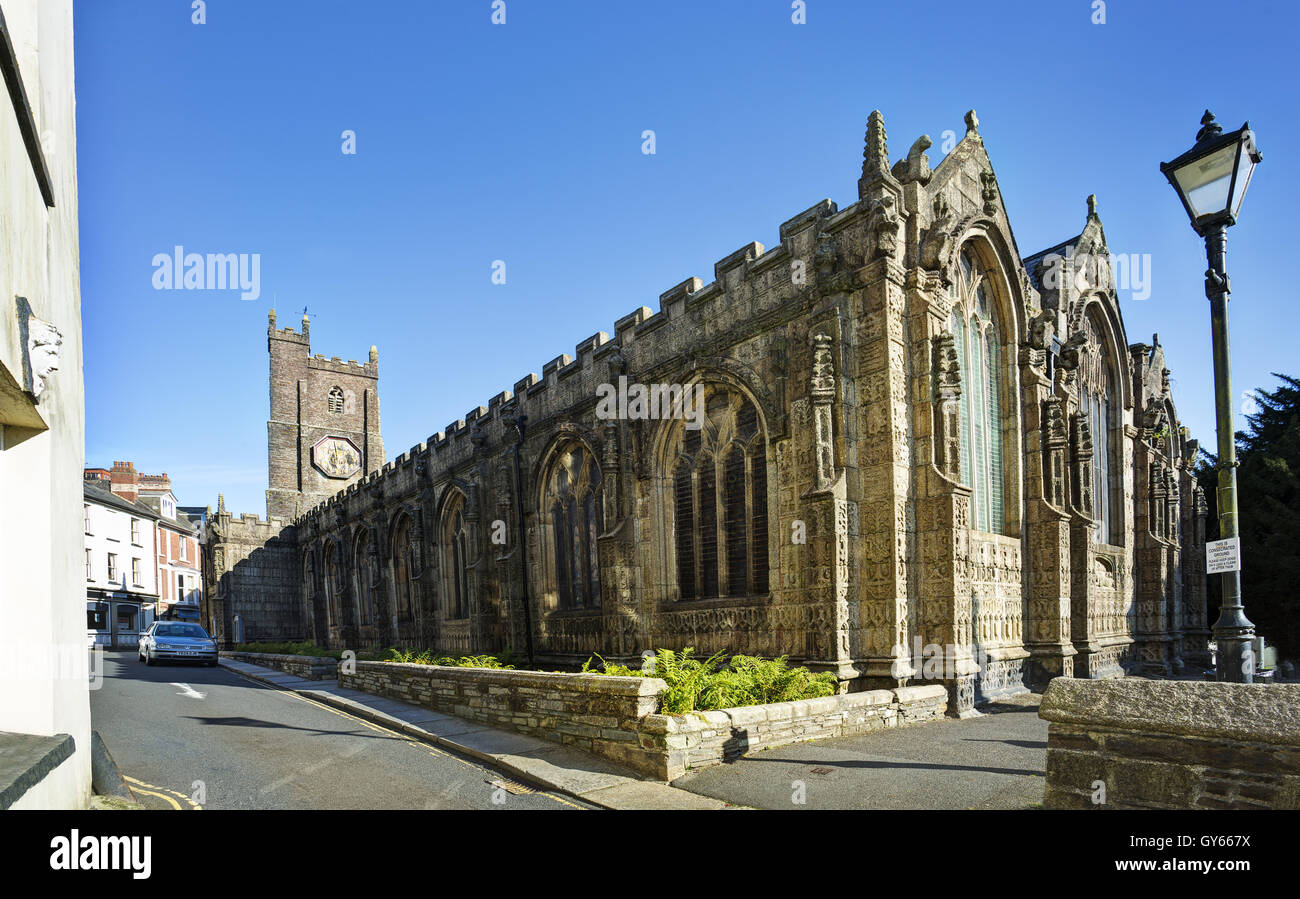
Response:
1196,109,1222,142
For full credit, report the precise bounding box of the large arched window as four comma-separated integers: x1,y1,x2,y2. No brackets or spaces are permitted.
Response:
668,385,768,600
950,247,1007,535
540,443,603,610
323,541,340,627
1080,308,1120,544
353,529,375,626
441,493,469,619
303,550,316,629
391,514,416,622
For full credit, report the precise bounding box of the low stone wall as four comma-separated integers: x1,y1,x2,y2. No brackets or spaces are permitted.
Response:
341,661,666,775
341,660,948,780
645,684,948,780
222,651,337,681
1039,678,1300,809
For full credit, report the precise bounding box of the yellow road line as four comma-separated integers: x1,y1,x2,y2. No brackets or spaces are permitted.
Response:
122,775,184,810
123,774,202,810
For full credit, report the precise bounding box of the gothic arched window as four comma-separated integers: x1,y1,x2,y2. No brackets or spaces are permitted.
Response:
303,551,316,630
392,514,416,622
328,386,345,414
353,529,375,626
1080,309,1121,544
442,494,469,619
323,541,340,627
950,247,1007,535
667,385,769,600
541,443,603,610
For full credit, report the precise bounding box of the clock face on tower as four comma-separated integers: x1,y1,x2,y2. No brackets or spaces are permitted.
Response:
312,435,362,479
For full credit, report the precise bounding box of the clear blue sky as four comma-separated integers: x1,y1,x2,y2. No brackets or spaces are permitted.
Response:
75,0,1298,515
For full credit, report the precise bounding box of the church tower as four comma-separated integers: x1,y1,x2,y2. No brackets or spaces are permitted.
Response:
265,309,384,520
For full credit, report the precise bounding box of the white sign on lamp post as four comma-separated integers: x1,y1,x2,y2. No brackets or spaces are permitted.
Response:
1206,537,1241,575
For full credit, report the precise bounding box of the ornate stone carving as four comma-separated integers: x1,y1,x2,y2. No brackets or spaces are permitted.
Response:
811,332,836,491
867,194,901,260
602,419,620,522
1057,331,1086,372
1044,398,1068,509
932,333,962,480
859,109,890,196
1029,309,1055,351
1071,413,1094,516
980,171,999,215
919,193,952,272
17,298,63,402
891,135,933,186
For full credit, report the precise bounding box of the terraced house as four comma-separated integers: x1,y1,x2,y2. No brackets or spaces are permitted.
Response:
204,109,1210,716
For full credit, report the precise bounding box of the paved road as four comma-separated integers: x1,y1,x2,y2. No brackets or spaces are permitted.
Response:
90,651,588,810
674,693,1049,809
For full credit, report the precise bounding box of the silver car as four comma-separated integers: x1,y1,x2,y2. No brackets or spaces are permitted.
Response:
138,622,218,666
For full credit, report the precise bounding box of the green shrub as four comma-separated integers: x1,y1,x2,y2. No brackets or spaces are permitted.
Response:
580,648,837,713
381,648,514,669
236,641,336,658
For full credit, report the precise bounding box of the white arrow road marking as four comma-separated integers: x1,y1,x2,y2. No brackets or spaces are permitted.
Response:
171,682,207,700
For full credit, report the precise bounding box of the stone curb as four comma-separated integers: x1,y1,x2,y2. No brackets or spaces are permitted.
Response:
221,659,733,810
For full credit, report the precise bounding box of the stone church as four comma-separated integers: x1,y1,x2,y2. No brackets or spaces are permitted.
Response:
203,109,1210,715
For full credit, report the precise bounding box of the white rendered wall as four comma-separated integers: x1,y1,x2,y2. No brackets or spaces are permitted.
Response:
0,0,90,809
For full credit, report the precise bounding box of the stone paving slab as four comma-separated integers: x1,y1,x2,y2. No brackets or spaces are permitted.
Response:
220,657,735,810
672,693,1048,810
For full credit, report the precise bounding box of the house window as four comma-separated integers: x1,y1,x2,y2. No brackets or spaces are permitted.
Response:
87,607,107,630
950,247,1007,535
130,518,140,544
132,558,142,585
328,386,345,414
84,504,92,534
540,443,603,610
107,553,118,582
86,550,93,580
667,385,769,600
441,494,470,619
180,537,187,561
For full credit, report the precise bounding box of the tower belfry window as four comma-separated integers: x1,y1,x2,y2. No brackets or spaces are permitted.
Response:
328,387,345,414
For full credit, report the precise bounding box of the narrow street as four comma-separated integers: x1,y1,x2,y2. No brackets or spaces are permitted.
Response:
89,651,589,810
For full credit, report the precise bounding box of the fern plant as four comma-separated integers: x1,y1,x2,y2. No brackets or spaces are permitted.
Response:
583,647,837,712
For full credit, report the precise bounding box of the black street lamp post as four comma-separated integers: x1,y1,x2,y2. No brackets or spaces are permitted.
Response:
1160,110,1262,683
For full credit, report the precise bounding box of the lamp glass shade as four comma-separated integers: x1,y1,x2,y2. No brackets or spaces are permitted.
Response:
1171,141,1237,220
1231,142,1258,218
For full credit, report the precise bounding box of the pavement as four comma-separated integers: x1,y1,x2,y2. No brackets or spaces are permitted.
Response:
216,656,735,810
672,693,1049,809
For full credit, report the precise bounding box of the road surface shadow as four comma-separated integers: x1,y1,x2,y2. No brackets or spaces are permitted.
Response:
182,715,395,739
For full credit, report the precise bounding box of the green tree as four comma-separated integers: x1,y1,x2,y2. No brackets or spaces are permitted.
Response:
1196,374,1300,662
